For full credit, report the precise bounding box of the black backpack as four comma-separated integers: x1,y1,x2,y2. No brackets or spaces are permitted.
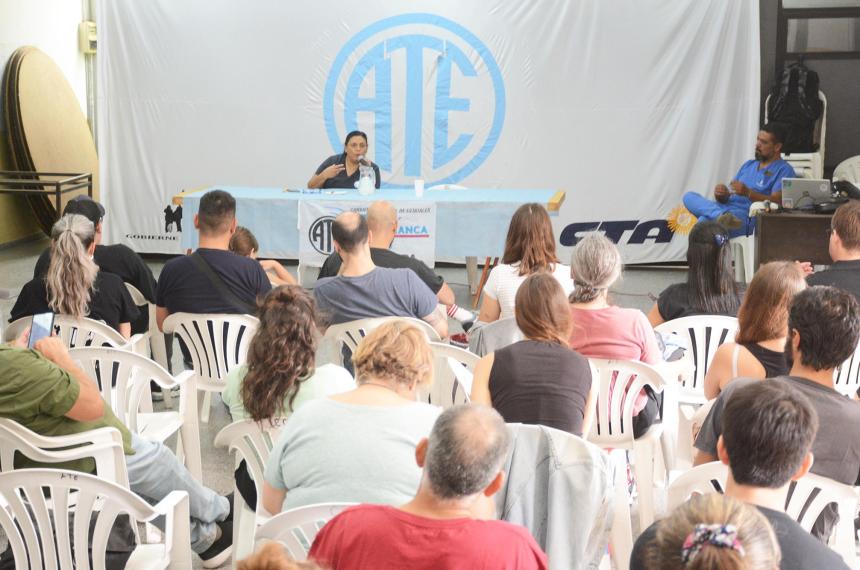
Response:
766,62,823,154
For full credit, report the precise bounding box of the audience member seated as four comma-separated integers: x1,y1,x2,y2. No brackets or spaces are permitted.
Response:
568,232,662,437
238,542,324,570
229,226,298,286
470,273,594,436
637,494,780,569
262,321,441,514
695,286,860,540
807,200,860,302
222,285,354,510
308,405,548,570
313,211,447,339
0,331,233,567
33,195,157,335
704,262,806,400
156,189,272,330
478,203,574,323
318,200,475,327
648,221,745,326
635,380,849,569
11,214,139,337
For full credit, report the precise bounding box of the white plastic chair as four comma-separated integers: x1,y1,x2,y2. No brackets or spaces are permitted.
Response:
69,347,203,482
254,503,356,560
654,316,738,406
0,418,128,488
587,358,674,528
834,155,860,184
214,419,285,563
765,90,827,180
5,314,148,354
420,341,478,408
604,451,633,570
161,313,259,423
0,468,192,569
317,316,441,367
125,283,173,407
732,202,769,283
667,461,730,511
834,340,860,397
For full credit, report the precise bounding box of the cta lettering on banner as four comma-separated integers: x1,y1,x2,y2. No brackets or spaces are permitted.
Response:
299,201,437,269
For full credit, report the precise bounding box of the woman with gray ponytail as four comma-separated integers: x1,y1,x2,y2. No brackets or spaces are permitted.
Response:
10,214,139,337
568,232,662,437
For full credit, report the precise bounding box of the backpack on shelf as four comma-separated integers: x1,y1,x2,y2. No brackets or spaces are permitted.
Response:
766,62,823,154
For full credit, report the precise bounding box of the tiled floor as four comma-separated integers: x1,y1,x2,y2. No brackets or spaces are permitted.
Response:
0,235,686,568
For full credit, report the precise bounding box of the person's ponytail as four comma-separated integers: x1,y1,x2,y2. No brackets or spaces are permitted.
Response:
46,214,99,318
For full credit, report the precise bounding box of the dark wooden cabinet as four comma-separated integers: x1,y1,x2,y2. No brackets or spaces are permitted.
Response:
754,211,833,269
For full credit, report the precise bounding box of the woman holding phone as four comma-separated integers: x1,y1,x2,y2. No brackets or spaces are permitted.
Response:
10,214,138,338
307,131,381,190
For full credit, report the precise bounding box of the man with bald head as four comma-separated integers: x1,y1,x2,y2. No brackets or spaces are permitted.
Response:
318,200,475,327
314,211,448,339
309,405,548,569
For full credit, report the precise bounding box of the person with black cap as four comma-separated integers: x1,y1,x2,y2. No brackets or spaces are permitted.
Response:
32,195,157,335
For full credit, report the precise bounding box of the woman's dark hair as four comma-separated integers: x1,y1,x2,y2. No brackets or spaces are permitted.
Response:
502,203,560,275
686,221,740,315
241,286,318,422
229,226,259,257
344,130,368,146
515,273,572,345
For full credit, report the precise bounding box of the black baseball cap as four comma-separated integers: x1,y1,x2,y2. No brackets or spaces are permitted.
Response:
63,195,105,226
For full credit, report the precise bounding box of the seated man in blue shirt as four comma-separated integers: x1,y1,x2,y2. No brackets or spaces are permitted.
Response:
683,122,795,237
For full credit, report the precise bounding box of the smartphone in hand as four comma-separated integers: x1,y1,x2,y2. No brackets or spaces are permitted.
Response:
27,312,55,349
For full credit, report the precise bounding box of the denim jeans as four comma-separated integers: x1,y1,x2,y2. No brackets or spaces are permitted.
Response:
126,434,228,553
682,191,755,238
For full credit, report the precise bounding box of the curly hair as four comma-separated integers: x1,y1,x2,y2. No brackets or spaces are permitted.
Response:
241,286,318,422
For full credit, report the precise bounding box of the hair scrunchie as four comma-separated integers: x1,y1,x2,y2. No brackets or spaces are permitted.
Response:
681,523,745,565
713,234,728,247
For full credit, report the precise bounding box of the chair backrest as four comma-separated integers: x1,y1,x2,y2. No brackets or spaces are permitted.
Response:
5,314,131,348
666,461,730,511
68,347,188,433
587,359,668,447
319,316,441,367
0,418,129,488
834,340,860,397
0,468,189,570
255,503,356,560
467,317,524,356
214,419,284,513
654,316,738,404
833,155,860,184
418,342,478,408
785,472,858,555
162,312,259,390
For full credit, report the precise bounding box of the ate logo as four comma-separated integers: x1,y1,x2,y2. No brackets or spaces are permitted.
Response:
309,216,336,255
324,13,505,186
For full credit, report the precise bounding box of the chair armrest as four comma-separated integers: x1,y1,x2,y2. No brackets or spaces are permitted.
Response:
0,423,123,449
150,491,192,569
125,333,150,355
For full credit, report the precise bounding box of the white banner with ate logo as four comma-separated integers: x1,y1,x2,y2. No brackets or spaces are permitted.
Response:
298,201,437,269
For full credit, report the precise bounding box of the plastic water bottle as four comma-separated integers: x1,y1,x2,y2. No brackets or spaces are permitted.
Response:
357,156,375,195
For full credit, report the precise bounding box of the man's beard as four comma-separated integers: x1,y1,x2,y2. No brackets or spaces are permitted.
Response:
754,150,764,162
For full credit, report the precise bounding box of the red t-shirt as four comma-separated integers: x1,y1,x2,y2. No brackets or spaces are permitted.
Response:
309,504,549,570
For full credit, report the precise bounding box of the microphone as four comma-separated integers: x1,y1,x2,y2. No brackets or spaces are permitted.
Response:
357,155,370,167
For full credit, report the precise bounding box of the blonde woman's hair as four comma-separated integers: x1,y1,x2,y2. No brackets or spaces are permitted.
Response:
352,321,433,389
646,494,780,570
46,214,99,319
569,232,622,303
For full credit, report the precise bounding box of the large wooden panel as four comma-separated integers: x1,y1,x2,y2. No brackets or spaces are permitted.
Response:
755,211,833,268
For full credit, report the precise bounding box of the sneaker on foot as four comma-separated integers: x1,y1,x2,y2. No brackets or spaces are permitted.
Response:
200,521,233,568
716,212,743,230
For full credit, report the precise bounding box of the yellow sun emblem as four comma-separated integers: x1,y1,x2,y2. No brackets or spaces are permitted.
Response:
667,205,697,235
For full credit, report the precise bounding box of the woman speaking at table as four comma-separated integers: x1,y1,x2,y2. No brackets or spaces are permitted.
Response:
307,130,381,190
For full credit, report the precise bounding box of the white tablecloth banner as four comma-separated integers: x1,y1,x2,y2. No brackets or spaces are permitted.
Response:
98,0,759,264
298,200,437,269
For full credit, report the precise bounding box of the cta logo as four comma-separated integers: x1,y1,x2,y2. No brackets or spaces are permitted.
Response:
560,220,674,247
309,216,336,254
324,13,505,186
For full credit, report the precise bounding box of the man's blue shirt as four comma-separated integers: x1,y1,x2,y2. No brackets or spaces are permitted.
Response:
728,159,796,209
